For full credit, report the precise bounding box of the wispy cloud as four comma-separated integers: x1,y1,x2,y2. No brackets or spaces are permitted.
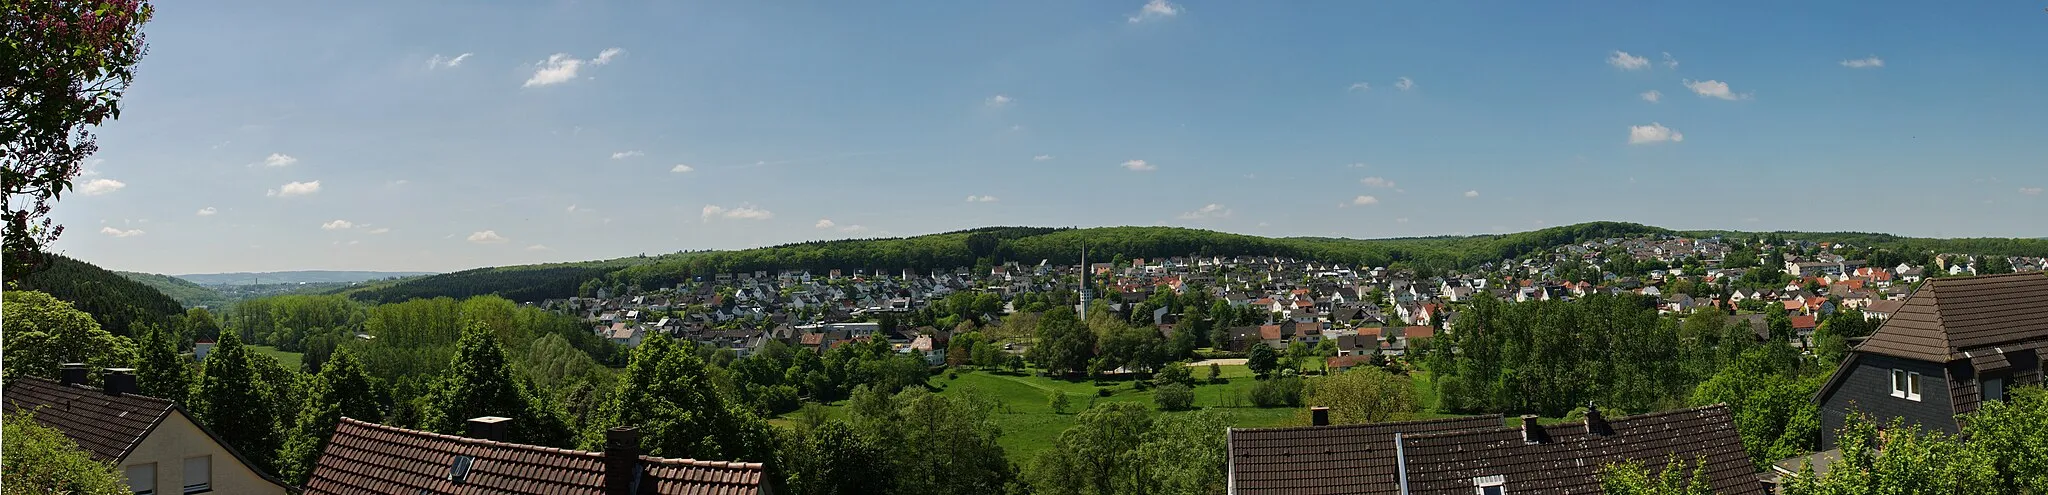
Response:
1840,56,1884,69
966,195,999,203
99,227,144,238
1178,203,1231,220
1661,52,1679,70
267,180,321,197
986,94,1012,107
815,219,837,229
321,219,354,230
1463,190,1481,198
262,153,298,167
1628,122,1684,144
1346,163,1370,169
1127,0,1181,23
524,48,624,87
1360,177,1396,188
1641,90,1662,103
838,224,869,233
526,244,551,251
1394,77,1415,91
1033,155,1054,161
702,204,775,221
367,227,390,234
427,52,472,69
1347,82,1370,92
467,230,508,243
196,207,217,216
1351,195,1380,206
1608,50,1650,70
671,164,694,173
610,150,643,159
1122,159,1156,172
81,178,126,195
2022,187,2043,196
1683,79,1751,100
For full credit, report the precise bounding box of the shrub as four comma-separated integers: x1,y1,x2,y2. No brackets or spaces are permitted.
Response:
1097,387,1113,397
947,372,959,380
1049,391,1072,414
1154,384,1195,411
1155,362,1194,388
1250,375,1306,408
1132,380,1151,391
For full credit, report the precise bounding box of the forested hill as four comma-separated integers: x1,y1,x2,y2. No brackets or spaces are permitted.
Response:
15,255,185,336
115,270,231,308
342,222,1672,303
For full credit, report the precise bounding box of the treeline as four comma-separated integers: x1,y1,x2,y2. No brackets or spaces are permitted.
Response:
15,254,184,336
341,264,636,304
113,270,234,308
1685,229,2048,258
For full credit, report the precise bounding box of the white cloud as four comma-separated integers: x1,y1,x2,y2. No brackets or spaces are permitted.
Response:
1127,0,1181,22
1683,79,1750,100
1396,217,1410,223
2022,187,2043,196
1360,176,1396,188
1351,195,1380,206
262,153,298,167
701,204,775,221
1033,155,1054,161
1121,159,1156,172
467,230,508,244
1662,52,1679,70
1347,82,1370,92
966,195,999,203
321,220,354,230
524,48,622,87
1394,77,1415,91
427,52,472,69
1178,203,1231,220
1840,56,1884,69
1346,163,1370,168
671,164,694,173
839,224,869,233
196,207,217,216
610,150,643,159
815,219,837,229
99,227,144,238
81,178,126,195
1463,190,1481,198
367,227,390,234
1628,122,1685,144
1641,90,1662,103
267,180,321,197
1608,50,1650,70
526,244,551,251
986,94,1012,107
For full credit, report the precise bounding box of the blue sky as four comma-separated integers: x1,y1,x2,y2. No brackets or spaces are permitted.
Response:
53,0,2048,274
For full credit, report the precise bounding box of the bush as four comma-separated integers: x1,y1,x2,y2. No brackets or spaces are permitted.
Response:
1096,387,1113,397
1132,380,1151,391
947,372,958,380
1049,391,1072,414
1250,376,1305,408
1154,384,1195,411
1155,362,1194,388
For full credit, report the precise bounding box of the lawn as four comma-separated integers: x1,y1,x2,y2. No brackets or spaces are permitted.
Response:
249,345,304,371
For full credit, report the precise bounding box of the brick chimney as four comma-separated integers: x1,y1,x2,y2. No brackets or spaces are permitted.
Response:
59,363,87,386
1520,415,1549,444
604,427,641,495
1310,406,1331,426
465,416,511,442
102,368,138,396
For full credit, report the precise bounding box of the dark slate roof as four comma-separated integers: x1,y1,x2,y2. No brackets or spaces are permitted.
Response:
305,418,768,495
1229,414,1504,494
1,376,172,463
1854,272,2048,362
1400,405,1763,495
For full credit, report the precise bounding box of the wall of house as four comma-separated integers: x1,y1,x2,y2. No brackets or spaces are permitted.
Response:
1819,353,1956,450
122,411,290,495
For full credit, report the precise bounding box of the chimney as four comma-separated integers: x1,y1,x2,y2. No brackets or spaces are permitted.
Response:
59,363,88,386
102,368,138,396
1520,415,1549,444
1310,406,1331,426
1584,402,1614,437
604,427,641,495
465,416,511,442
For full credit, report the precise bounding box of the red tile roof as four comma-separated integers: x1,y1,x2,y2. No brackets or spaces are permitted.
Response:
1259,325,1284,340
1790,315,1817,330
1229,415,1505,494
1402,326,1434,339
305,418,767,495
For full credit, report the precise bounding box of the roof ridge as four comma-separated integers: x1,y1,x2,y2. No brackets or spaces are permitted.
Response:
336,417,602,460
1401,404,1734,440
1228,413,1505,433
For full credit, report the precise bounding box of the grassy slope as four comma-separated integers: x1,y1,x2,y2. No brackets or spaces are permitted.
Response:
115,271,230,308
249,345,305,371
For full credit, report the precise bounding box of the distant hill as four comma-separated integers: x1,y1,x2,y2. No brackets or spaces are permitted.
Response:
174,270,436,285
15,255,185,336
114,271,232,308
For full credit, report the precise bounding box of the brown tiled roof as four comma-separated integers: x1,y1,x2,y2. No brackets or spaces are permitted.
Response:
1229,414,1504,494
1399,405,1763,495
306,418,768,495
1854,272,2048,362
2,376,173,462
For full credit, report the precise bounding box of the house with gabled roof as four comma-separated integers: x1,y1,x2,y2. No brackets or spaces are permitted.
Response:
1813,272,2048,449
305,418,769,495
3,367,293,495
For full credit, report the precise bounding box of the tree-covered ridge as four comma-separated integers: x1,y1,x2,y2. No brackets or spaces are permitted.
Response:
14,254,184,336
1680,229,2048,258
114,270,232,308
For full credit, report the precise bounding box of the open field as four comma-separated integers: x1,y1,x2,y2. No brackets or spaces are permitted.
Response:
249,345,305,371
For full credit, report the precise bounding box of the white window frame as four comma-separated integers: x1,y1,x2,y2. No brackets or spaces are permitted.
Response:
126,462,157,495
1473,474,1506,495
182,455,212,494
1891,369,1908,398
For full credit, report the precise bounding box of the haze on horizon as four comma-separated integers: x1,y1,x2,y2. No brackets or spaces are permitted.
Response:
45,1,2048,275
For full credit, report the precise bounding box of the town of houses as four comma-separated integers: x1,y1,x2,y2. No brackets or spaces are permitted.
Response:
535,234,2048,363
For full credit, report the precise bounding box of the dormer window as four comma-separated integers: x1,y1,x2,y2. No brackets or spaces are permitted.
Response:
1473,474,1506,495
1890,369,1921,401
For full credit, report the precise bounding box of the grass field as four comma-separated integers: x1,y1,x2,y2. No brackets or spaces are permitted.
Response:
249,345,304,371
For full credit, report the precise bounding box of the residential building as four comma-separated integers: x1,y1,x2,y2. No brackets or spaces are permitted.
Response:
3,368,293,495
304,417,770,494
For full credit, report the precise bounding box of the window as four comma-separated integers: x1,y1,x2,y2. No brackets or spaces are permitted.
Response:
1473,474,1506,495
1984,377,2005,403
182,456,211,494
1908,372,1922,401
448,454,476,484
1891,369,1908,397
1890,369,1922,401
125,463,156,495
